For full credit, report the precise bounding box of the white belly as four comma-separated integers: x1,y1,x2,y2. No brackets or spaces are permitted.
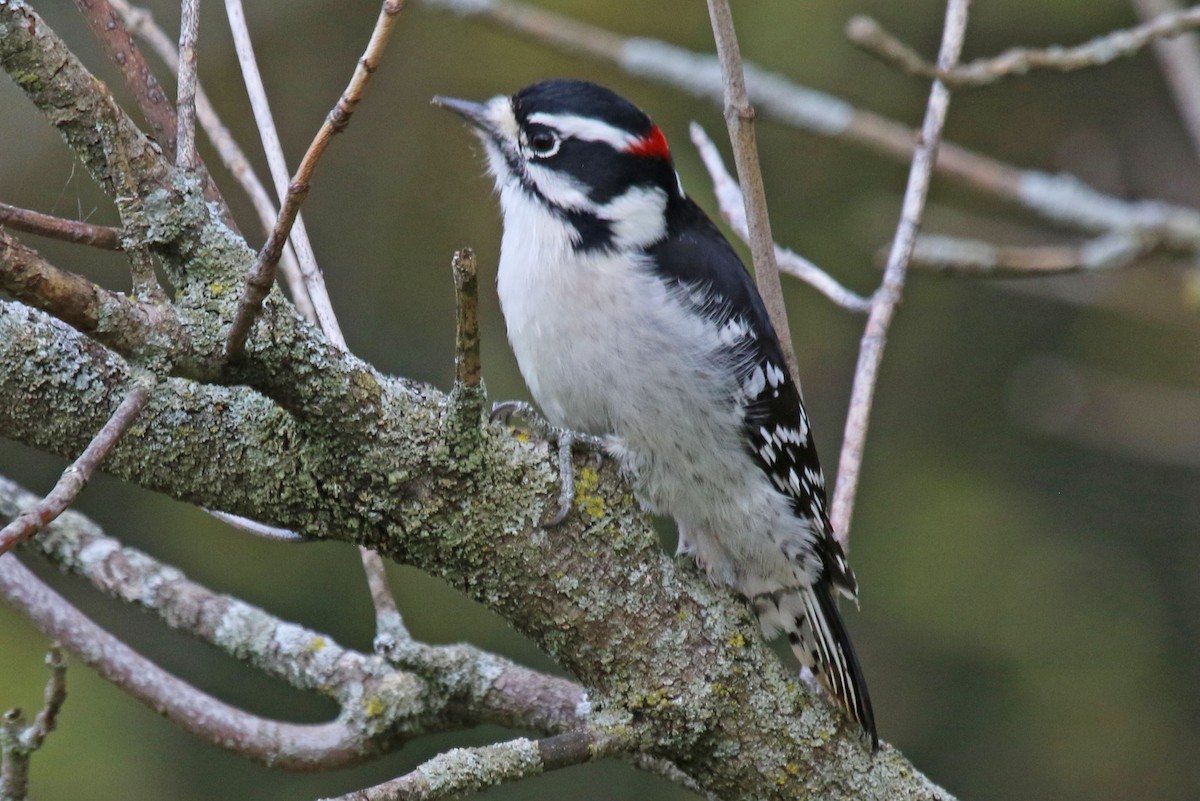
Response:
495,188,807,589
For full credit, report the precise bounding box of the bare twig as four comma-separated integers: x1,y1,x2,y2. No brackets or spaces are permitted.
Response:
73,0,176,159
1132,0,1200,160
847,6,1200,88
0,553,380,771
0,384,152,556
907,231,1149,276
0,647,67,801
71,0,233,225
224,0,406,361
202,508,307,542
0,228,173,355
705,0,798,382
174,0,201,170
319,728,623,801
830,0,972,548
0,203,121,250
689,124,871,311
452,248,481,389
419,0,1200,252
108,0,315,320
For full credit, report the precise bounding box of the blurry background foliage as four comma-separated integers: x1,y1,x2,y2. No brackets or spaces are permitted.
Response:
2,1,1198,799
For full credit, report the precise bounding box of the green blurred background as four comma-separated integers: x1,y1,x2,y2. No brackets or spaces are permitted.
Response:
3,1,1199,798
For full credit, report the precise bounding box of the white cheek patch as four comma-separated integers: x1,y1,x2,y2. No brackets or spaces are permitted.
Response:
527,112,637,150
524,162,593,212
599,185,668,248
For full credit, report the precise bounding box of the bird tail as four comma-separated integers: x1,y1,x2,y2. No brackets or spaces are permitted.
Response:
754,583,878,750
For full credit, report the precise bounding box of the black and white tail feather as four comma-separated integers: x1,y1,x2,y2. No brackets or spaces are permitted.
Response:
435,78,878,750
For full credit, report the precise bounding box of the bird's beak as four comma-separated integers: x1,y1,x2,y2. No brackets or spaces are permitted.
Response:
432,95,493,135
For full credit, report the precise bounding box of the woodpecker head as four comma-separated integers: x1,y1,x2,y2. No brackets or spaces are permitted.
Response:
434,79,682,251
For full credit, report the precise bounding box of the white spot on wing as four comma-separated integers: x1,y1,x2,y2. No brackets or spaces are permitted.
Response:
744,365,766,399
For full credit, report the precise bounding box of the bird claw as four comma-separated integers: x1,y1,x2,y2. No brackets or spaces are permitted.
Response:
490,400,607,527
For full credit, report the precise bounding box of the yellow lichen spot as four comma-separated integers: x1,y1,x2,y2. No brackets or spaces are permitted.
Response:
573,467,605,518
677,609,688,621
208,282,225,296
727,632,747,650
306,636,326,652
785,762,800,778
365,697,385,717
514,430,530,443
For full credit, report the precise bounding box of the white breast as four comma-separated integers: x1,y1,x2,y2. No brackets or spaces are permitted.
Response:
495,183,807,589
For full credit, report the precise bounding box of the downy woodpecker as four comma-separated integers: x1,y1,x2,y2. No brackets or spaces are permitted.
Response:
435,79,876,748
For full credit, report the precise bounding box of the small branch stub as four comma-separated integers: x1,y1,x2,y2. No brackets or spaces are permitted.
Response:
452,247,481,389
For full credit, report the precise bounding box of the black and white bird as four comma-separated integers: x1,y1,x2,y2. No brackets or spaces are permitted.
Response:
435,79,876,748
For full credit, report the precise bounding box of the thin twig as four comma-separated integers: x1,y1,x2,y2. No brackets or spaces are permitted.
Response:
847,6,1200,88
907,231,1149,276
71,0,233,225
0,554,377,770
224,0,406,361
174,0,201,170
0,228,174,356
222,0,329,328
0,648,67,801
319,728,623,801
830,0,972,548
689,124,871,311
419,0,1200,252
1132,0,1200,161
203,509,307,542
73,0,176,159
705,0,798,382
0,203,121,250
108,0,315,320
0,383,152,556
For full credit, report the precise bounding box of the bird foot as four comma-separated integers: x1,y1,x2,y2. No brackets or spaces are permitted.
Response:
490,401,607,527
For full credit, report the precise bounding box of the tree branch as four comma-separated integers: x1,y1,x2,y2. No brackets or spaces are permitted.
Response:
906,231,1150,276
0,382,152,556
1133,0,1200,161
705,0,799,381
689,123,871,311
224,0,406,361
174,0,201,171
0,228,176,356
322,728,625,801
0,553,382,771
0,291,955,801
830,0,971,547
847,6,1200,88
108,0,316,320
0,203,121,250
0,648,66,801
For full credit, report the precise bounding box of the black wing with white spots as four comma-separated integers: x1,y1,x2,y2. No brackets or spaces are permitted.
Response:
646,196,854,593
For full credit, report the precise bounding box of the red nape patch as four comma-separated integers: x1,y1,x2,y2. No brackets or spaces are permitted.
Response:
625,125,671,160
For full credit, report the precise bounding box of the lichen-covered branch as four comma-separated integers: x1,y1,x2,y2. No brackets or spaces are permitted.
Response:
322,728,625,801
0,382,152,556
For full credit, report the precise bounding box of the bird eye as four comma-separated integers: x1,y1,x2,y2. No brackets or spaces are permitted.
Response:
528,130,559,157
